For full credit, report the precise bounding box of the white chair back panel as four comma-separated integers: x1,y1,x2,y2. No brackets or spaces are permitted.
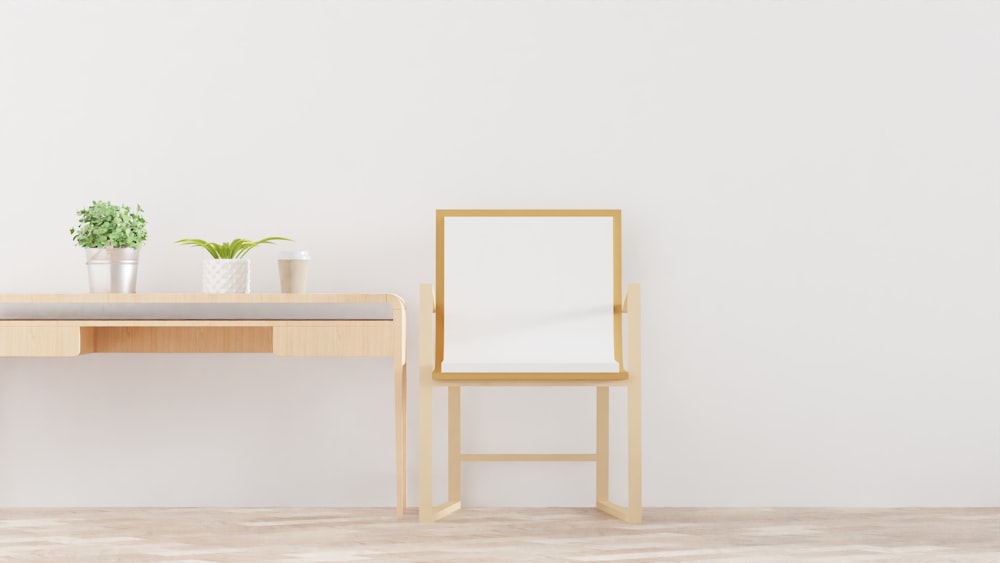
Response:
441,215,617,372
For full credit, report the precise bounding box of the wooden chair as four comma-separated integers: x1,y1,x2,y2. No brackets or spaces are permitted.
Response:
418,209,641,523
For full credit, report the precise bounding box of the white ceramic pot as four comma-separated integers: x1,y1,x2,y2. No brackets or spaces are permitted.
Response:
85,247,140,293
202,259,250,293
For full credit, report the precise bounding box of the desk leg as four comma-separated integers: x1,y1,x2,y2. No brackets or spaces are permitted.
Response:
392,299,408,519
395,356,407,519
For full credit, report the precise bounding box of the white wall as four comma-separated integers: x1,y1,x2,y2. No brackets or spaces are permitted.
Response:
0,0,997,507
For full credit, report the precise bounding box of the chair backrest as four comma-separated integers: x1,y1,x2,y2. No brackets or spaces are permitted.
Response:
436,210,622,375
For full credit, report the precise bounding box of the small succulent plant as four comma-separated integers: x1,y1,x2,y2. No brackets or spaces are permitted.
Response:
175,237,291,259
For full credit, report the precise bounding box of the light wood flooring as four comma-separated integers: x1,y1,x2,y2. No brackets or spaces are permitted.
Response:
0,507,997,562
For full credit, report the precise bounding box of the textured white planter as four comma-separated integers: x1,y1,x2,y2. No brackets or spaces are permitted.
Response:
85,247,140,293
202,259,250,293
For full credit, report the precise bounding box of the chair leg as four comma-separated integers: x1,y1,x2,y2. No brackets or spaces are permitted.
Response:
418,368,434,522
448,387,462,504
626,378,642,524
625,283,642,524
596,387,609,507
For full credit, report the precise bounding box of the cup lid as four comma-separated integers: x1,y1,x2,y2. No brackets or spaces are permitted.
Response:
279,250,311,260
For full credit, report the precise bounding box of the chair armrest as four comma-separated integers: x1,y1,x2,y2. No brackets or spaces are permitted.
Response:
623,284,640,314
623,284,641,374
420,283,436,373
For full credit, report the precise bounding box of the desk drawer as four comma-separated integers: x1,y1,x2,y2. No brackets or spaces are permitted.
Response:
0,325,83,356
273,321,394,357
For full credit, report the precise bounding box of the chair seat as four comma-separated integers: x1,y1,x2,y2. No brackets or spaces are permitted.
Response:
441,361,621,373
436,361,626,381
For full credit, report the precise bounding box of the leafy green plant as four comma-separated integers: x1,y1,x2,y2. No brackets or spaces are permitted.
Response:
70,200,147,248
175,237,291,259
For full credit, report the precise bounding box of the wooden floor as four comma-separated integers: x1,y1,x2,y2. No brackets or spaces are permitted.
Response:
0,507,996,562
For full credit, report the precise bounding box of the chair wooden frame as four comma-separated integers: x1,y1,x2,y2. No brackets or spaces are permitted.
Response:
418,209,641,523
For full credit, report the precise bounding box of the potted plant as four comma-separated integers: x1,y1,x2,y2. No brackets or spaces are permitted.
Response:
70,200,147,293
176,237,291,293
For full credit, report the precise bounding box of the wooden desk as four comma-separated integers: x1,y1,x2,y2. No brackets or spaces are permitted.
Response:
0,293,407,517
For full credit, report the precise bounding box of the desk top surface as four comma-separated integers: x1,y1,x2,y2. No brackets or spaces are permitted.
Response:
0,293,404,307
0,294,405,320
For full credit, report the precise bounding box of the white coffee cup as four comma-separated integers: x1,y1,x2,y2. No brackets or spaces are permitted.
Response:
278,250,311,293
